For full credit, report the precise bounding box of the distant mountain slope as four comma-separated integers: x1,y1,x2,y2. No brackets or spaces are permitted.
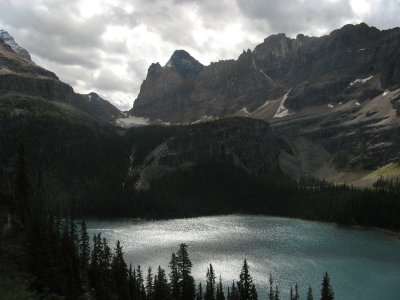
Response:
0,30,122,123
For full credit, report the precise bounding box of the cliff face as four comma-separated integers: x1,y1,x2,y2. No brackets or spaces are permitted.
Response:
131,23,400,122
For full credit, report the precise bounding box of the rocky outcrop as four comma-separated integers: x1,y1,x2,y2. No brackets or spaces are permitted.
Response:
0,30,31,61
132,118,282,190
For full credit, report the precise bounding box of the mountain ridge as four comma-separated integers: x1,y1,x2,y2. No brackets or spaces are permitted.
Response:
127,23,400,184
0,30,122,123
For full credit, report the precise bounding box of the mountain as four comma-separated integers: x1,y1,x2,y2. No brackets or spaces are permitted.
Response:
0,30,122,123
129,23,400,185
0,29,31,61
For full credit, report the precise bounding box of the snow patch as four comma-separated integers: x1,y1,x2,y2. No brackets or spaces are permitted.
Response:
328,104,334,109
240,107,250,115
257,100,272,111
253,57,271,80
259,70,271,80
358,48,367,51
355,101,361,106
383,90,390,96
274,89,293,118
116,116,150,128
191,115,216,124
349,76,373,87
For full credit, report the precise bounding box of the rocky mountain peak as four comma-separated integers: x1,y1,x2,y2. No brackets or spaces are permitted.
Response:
0,29,31,61
164,49,204,79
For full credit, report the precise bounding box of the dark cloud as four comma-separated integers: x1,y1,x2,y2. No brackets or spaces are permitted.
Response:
234,0,354,36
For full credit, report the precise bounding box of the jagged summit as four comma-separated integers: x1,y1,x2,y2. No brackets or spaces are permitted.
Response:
164,49,203,79
0,29,31,61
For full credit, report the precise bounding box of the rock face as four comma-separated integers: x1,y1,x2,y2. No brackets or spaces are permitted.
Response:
130,23,400,183
132,118,282,190
164,50,204,79
0,30,31,61
0,31,121,122
131,23,400,122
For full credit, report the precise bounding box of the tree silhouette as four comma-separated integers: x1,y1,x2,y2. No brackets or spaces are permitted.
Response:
205,264,216,300
320,272,334,300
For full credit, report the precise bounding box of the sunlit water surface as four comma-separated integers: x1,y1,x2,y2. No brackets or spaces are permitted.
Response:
85,215,400,300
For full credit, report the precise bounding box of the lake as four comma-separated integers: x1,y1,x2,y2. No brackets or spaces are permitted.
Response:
85,215,400,299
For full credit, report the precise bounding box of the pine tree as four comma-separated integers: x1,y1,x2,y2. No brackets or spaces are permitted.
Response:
238,259,255,300
89,233,107,298
268,274,274,300
216,275,225,300
320,272,334,300
146,266,154,300
274,285,280,300
69,218,81,294
101,237,112,294
196,282,204,300
230,281,239,300
169,253,180,299
128,264,136,300
177,243,195,300
307,286,313,300
79,222,90,274
14,142,30,226
294,283,299,300
137,265,146,300
154,266,170,300
250,284,258,300
205,264,216,300
111,240,129,299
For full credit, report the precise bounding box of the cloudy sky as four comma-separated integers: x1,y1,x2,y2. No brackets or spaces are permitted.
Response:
0,0,399,110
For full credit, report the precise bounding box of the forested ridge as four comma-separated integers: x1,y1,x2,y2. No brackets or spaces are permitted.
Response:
1,115,400,230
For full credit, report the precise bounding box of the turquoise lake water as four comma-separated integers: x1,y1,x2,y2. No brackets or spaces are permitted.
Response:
86,215,400,299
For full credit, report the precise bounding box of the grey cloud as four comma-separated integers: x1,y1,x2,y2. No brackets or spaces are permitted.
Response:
234,0,353,36
91,68,135,93
361,0,400,30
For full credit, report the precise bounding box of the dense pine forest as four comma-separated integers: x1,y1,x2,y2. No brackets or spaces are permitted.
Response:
0,122,398,298
0,119,400,231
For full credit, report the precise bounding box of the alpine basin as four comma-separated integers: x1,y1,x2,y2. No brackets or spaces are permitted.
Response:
86,215,400,300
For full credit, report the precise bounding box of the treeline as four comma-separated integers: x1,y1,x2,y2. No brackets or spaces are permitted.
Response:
78,162,400,231
2,141,400,232
1,115,400,231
